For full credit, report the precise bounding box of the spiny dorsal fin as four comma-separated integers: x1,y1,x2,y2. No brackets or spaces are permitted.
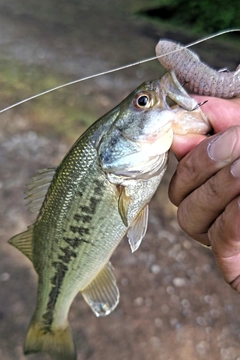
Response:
25,167,56,214
8,225,34,261
127,205,149,253
81,262,119,317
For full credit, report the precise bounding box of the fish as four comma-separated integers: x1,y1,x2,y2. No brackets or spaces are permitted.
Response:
156,39,240,98
8,70,210,360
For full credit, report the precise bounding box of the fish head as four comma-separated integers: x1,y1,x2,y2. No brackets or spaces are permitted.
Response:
98,79,175,183
98,74,211,185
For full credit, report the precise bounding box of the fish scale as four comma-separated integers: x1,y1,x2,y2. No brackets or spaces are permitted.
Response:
8,71,210,360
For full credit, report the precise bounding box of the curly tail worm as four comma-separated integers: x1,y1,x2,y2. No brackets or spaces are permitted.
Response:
155,40,240,98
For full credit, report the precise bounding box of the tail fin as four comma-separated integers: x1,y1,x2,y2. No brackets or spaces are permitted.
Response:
24,320,76,360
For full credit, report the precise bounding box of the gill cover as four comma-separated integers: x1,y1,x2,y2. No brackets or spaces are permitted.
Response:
98,88,174,181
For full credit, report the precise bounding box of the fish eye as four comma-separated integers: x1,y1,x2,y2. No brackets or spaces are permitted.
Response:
137,95,149,107
133,92,151,109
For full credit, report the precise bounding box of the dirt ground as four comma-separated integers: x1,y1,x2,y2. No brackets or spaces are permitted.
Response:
1,1,240,360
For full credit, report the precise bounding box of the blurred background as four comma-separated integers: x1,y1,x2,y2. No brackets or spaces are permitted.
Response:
0,1,240,359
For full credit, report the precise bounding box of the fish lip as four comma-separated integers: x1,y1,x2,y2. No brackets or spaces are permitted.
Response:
152,79,211,136
171,105,211,135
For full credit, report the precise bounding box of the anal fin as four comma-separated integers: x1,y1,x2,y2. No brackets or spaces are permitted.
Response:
127,205,149,253
8,225,34,261
81,262,119,317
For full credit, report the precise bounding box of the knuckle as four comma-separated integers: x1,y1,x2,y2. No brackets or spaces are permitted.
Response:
169,155,201,206
177,151,204,185
204,176,221,199
177,192,210,240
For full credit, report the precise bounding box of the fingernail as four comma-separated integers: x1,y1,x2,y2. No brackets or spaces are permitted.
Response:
208,128,237,162
231,158,240,178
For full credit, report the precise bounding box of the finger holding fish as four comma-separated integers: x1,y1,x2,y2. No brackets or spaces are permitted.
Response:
169,126,240,293
169,126,240,239
171,96,240,159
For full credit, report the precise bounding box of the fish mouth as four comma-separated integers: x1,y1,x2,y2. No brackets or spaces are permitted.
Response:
171,105,211,136
152,74,211,137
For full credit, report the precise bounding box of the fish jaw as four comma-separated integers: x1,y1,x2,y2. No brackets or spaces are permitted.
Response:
157,71,211,136
171,105,211,135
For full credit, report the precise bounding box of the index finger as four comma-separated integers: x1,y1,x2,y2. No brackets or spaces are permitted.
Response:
169,126,240,206
191,96,240,132
171,97,240,160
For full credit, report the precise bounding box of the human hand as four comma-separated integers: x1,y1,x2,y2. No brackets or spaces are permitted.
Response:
171,96,240,159
169,97,240,292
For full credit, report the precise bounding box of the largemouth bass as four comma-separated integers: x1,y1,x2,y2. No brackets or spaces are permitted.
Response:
9,71,210,360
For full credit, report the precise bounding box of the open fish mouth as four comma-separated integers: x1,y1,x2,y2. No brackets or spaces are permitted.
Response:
154,71,212,136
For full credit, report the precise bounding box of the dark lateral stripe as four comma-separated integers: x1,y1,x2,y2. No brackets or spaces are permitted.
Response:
59,246,77,264
94,186,103,196
73,214,92,223
63,236,91,247
93,179,103,187
70,225,90,236
80,196,100,215
42,179,104,331
93,179,104,196
42,261,68,331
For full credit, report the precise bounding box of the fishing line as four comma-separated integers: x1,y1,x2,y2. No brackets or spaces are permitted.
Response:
0,28,239,114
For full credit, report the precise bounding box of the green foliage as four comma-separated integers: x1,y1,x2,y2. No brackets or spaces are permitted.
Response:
172,0,240,33
143,0,240,33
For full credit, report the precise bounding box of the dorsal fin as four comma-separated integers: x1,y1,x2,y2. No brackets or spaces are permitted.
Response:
25,167,56,214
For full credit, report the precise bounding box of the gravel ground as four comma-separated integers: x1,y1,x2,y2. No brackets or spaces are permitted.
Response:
0,1,240,360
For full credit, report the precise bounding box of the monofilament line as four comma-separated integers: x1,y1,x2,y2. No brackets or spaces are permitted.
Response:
0,29,239,114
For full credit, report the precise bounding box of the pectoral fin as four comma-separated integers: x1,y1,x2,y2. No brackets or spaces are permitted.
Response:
127,205,149,253
8,226,34,261
118,186,130,227
81,262,119,317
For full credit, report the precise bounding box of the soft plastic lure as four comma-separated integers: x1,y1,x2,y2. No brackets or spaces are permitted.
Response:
156,39,240,98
